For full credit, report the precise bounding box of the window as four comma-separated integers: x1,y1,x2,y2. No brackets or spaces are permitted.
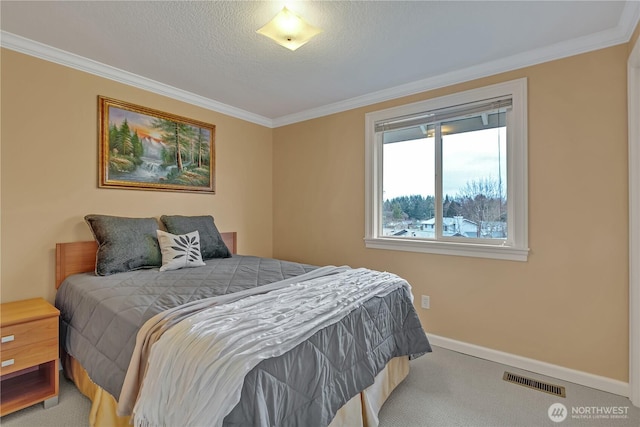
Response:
365,79,528,261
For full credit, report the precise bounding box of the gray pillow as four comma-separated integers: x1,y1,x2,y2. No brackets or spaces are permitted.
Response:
160,215,231,260
85,215,162,276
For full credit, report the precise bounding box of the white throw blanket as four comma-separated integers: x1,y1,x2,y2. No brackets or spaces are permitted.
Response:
132,268,412,427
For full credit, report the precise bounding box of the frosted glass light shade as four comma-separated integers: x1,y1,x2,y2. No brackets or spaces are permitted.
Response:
257,7,322,51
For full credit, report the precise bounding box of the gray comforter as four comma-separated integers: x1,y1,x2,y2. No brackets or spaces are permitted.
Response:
55,255,431,426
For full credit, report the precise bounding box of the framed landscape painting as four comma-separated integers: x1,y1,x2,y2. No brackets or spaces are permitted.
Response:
98,96,215,194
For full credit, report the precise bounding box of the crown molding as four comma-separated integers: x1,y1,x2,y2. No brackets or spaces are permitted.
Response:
0,31,274,128
2,0,639,130
273,1,640,127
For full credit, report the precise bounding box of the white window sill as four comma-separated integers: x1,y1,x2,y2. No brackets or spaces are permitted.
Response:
364,237,529,261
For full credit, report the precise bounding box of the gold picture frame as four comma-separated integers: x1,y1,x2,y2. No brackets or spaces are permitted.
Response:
98,96,215,194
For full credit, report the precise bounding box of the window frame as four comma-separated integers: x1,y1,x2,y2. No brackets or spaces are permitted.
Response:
364,78,529,261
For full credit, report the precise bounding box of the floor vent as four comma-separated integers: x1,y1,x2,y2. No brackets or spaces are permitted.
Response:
503,372,566,397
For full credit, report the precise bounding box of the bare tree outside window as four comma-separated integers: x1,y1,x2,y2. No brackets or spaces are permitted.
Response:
453,177,506,238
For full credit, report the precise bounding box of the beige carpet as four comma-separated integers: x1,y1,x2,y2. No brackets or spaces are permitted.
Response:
378,346,640,427
2,346,638,427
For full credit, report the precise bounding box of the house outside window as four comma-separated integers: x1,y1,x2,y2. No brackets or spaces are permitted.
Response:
364,79,529,261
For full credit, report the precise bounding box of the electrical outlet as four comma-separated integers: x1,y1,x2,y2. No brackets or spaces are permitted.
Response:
421,295,430,309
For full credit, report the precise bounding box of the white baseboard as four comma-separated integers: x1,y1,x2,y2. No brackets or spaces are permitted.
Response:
427,333,630,398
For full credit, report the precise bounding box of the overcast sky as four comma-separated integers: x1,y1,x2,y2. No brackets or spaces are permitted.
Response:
383,127,507,200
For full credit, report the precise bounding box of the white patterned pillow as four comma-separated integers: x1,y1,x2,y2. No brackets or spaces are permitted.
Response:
156,229,206,272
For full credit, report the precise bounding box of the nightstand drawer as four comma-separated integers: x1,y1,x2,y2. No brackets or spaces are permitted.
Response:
0,298,60,416
0,337,58,376
0,317,57,353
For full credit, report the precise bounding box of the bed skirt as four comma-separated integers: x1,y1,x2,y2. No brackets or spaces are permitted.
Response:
62,353,409,427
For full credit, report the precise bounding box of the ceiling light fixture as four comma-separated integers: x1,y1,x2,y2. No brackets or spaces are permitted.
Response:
257,6,322,51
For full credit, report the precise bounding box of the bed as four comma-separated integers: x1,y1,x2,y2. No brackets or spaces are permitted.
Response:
54,215,431,427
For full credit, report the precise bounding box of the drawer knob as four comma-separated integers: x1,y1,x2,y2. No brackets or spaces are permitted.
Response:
1,359,15,367
1,335,15,343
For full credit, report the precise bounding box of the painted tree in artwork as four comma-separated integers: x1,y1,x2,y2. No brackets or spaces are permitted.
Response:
107,119,143,174
195,127,210,168
131,131,143,159
150,118,193,171
172,121,183,171
182,125,198,165
109,123,118,149
111,119,134,156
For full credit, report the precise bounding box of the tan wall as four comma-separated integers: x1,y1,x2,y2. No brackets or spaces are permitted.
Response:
273,45,629,381
0,49,274,304
0,39,632,383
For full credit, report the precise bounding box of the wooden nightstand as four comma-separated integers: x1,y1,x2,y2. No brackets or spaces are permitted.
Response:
0,298,60,416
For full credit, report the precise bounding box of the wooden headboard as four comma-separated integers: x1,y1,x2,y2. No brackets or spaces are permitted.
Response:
55,231,237,289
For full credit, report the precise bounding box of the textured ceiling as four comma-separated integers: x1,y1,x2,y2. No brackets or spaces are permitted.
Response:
1,1,638,126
